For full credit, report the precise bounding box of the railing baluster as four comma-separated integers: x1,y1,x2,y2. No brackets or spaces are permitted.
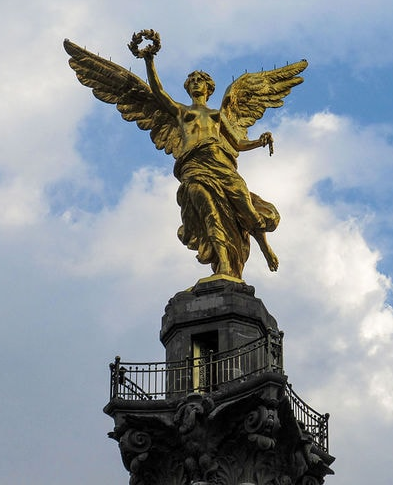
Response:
161,364,164,398
147,364,150,396
267,329,272,371
137,366,140,400
209,350,213,392
154,364,158,396
186,356,191,393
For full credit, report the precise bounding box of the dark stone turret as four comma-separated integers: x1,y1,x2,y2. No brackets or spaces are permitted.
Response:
161,276,279,366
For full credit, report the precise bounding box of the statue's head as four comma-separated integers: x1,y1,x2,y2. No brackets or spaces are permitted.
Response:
184,71,215,100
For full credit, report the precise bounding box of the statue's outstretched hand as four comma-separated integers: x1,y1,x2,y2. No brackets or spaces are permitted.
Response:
259,132,274,156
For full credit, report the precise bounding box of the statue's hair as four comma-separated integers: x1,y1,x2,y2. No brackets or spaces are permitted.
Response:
184,71,215,99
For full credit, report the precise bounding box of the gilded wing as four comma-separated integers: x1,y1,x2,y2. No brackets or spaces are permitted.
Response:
63,39,182,158
220,60,308,139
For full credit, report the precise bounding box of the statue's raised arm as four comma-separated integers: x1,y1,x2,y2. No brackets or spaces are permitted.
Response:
128,31,180,119
64,30,308,281
64,31,183,158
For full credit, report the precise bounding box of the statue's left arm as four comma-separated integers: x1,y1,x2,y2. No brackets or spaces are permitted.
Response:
220,59,307,157
221,113,274,155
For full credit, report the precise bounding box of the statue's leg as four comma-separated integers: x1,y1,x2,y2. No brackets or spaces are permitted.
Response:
224,177,265,230
251,228,279,272
187,182,233,276
210,240,232,276
224,179,278,271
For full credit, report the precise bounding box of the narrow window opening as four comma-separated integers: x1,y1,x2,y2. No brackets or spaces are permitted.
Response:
192,331,218,392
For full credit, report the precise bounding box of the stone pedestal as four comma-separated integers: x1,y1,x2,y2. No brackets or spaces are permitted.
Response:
104,278,334,485
161,276,279,363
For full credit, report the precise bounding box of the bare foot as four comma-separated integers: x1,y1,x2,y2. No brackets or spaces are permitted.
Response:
263,245,279,272
252,229,279,272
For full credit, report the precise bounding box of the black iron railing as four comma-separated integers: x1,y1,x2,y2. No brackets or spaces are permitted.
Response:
109,331,283,400
108,331,329,453
286,382,329,453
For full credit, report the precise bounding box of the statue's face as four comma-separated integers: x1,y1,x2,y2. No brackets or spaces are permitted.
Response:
187,73,208,98
184,71,214,100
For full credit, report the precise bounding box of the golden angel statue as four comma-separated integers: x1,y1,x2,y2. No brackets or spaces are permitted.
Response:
64,30,307,280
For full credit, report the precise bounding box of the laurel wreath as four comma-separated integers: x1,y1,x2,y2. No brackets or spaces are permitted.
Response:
128,29,161,58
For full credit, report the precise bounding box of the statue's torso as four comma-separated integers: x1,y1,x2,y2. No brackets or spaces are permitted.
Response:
178,105,221,155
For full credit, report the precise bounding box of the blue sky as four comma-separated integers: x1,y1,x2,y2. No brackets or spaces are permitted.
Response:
1,1,393,484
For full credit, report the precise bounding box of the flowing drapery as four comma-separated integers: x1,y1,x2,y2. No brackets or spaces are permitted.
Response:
175,142,279,278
